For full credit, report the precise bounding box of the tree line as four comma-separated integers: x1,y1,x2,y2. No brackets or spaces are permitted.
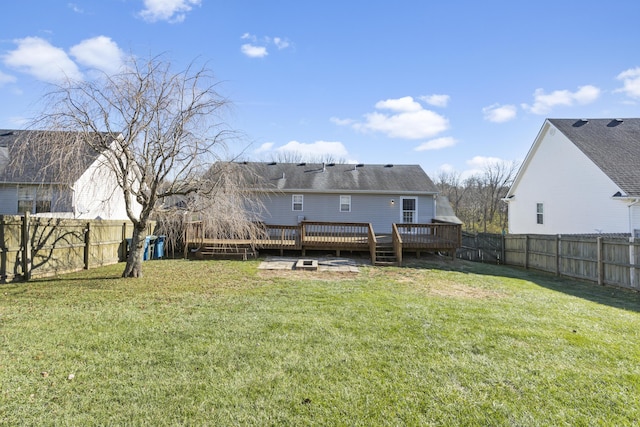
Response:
435,161,519,233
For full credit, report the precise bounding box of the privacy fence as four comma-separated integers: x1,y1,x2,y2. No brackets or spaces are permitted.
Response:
0,213,152,281
459,232,640,291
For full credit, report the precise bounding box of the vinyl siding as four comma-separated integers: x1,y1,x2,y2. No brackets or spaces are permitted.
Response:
0,184,72,215
0,185,17,214
256,192,435,233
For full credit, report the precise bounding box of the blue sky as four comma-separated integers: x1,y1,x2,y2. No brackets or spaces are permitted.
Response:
2,1,640,178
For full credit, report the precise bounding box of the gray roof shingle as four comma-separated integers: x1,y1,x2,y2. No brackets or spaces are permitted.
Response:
548,118,640,197
0,129,103,184
234,162,438,194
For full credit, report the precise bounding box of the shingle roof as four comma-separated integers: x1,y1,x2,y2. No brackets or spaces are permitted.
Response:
548,118,640,197
0,129,103,184
234,162,438,194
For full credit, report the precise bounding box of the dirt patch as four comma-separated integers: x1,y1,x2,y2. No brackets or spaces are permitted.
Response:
257,269,358,281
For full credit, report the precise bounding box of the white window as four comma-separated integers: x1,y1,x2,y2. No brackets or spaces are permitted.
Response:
536,203,544,225
17,185,52,214
17,186,33,214
292,194,303,211
339,195,351,212
401,197,417,223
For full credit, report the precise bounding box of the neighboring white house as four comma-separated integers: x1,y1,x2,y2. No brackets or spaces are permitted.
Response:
0,129,139,220
505,118,640,236
234,162,460,233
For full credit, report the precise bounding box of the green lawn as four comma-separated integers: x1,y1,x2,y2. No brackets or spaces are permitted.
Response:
1,258,639,425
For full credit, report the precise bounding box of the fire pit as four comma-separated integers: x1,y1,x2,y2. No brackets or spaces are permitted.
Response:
295,259,318,271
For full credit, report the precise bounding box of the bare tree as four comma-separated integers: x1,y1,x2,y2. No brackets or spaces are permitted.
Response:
267,151,348,165
17,55,261,277
434,160,518,233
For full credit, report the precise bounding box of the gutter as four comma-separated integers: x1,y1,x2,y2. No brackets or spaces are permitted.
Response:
627,198,640,237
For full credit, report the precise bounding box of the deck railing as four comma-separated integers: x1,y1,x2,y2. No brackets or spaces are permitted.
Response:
261,224,301,249
392,223,403,266
301,221,372,249
185,220,460,261
395,222,462,250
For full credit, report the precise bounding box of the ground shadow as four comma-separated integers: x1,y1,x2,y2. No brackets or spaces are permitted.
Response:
402,254,640,313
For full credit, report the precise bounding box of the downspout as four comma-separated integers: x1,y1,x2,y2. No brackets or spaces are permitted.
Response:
629,198,640,237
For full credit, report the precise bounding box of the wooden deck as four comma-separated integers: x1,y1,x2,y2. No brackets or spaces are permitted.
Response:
185,221,461,265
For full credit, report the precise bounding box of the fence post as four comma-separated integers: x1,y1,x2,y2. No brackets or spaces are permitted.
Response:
84,222,91,270
555,235,561,276
21,212,31,281
524,235,529,269
597,236,603,286
630,237,636,289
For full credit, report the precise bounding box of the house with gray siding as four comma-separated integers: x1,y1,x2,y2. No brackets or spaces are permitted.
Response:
237,162,457,233
0,129,137,220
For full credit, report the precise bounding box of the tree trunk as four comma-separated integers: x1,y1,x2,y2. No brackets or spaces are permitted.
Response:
122,224,146,278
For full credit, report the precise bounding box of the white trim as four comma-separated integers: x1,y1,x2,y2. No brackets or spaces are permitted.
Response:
292,194,303,211
400,196,418,223
339,195,351,212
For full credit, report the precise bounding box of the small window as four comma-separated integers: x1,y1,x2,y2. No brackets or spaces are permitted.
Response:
536,203,544,224
339,195,351,212
17,186,34,214
292,194,303,211
35,187,52,213
17,185,53,214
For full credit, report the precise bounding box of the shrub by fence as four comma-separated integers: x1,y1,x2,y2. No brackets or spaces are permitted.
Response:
460,233,640,291
0,213,151,281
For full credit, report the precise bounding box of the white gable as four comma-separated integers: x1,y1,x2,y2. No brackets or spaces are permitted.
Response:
507,120,630,234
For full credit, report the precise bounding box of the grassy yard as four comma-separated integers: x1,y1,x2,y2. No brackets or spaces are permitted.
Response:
1,257,639,425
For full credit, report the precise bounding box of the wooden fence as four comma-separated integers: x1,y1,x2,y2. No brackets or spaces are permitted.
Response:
460,233,640,291
0,213,150,281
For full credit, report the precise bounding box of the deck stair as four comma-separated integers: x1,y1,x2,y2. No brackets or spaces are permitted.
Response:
374,241,398,266
195,245,257,260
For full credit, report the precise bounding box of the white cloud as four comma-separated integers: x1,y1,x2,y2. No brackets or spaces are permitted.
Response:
3,37,82,83
139,0,201,23
0,70,17,86
241,44,268,58
350,97,449,139
254,142,274,153
276,140,349,159
273,37,290,50
240,34,291,58
420,94,450,108
70,36,124,75
522,85,600,115
467,156,504,169
375,96,422,112
330,117,354,126
616,67,640,98
414,136,457,151
483,103,517,123
68,3,84,13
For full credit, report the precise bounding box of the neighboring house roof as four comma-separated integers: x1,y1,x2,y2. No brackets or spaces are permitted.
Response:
0,129,103,184
548,118,640,197
435,195,463,224
234,162,438,194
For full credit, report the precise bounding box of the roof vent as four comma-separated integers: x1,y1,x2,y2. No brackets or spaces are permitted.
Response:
268,161,277,166
608,119,624,127
327,163,335,167
297,162,306,166
356,163,364,168
573,119,589,127
384,164,393,168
